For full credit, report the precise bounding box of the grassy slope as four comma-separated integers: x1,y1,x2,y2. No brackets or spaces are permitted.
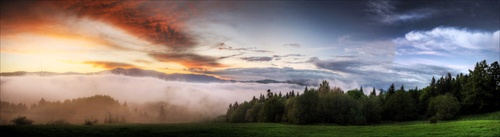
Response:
1,112,499,137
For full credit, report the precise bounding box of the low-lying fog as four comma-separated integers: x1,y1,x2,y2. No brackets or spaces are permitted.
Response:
0,75,303,123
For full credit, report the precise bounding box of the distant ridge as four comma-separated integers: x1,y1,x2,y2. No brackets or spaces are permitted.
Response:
100,68,225,83
0,68,311,86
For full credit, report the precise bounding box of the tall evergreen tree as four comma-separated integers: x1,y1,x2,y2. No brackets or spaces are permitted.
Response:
430,77,436,96
388,83,396,96
463,60,491,113
370,87,377,97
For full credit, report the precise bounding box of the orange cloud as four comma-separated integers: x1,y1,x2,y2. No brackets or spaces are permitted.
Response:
148,52,225,69
84,61,136,69
60,0,199,49
2,1,233,70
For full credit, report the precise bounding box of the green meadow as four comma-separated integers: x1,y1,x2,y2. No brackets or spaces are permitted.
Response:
2,111,499,137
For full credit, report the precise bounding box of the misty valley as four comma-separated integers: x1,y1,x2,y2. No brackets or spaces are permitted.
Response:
1,0,499,136
0,60,499,137
1,95,213,125
1,60,499,126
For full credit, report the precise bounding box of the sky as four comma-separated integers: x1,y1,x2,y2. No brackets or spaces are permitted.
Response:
1,0,499,90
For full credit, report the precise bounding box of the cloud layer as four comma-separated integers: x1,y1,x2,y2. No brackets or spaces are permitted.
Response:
1,1,233,70
0,75,301,120
395,27,500,55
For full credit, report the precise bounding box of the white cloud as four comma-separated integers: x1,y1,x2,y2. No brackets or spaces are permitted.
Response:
394,27,500,55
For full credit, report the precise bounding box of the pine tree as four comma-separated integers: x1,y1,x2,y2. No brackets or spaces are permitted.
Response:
388,83,396,95
430,77,436,96
370,87,377,97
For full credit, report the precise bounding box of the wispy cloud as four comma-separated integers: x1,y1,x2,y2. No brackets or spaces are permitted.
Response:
84,61,136,69
219,53,244,60
308,57,375,74
240,56,273,62
134,60,152,64
366,0,437,24
273,54,304,60
307,57,459,89
238,54,305,62
394,27,500,55
217,42,273,53
203,67,353,88
1,1,234,70
283,43,301,48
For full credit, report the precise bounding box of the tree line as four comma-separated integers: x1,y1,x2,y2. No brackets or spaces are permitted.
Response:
2,95,212,124
1,95,129,124
225,60,500,125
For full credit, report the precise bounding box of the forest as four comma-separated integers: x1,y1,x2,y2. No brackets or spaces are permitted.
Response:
1,95,208,124
226,60,500,125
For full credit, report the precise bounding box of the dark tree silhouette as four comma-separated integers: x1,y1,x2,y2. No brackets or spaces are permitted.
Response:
158,105,166,122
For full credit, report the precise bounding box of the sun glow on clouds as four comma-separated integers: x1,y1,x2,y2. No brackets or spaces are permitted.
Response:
0,14,186,73
1,1,498,90
1,1,242,74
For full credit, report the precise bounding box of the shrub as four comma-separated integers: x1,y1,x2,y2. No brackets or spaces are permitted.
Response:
292,90,319,124
429,117,438,124
359,97,382,124
46,119,70,125
84,117,98,125
428,94,460,120
210,115,227,123
383,91,418,121
11,116,34,125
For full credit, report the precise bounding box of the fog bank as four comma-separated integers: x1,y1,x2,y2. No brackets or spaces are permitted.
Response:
1,75,302,123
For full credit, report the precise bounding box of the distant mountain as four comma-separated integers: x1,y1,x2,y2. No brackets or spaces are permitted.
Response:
100,68,225,83
0,71,27,76
0,68,312,86
239,79,315,86
0,71,84,76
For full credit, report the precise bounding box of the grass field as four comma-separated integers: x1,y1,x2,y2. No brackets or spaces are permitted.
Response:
1,112,499,137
